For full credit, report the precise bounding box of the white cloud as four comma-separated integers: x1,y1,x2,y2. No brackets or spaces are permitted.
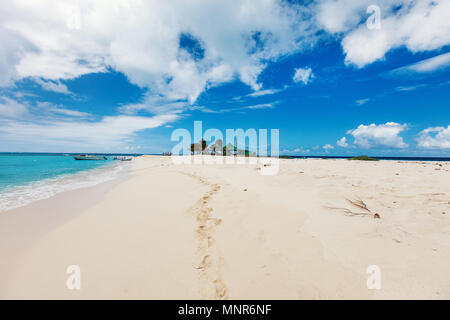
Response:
34,78,72,95
50,108,89,117
247,88,282,98
0,97,29,119
347,122,408,148
0,27,35,87
355,98,369,105
0,114,179,151
293,67,314,85
13,91,38,99
0,95,98,124
337,137,348,147
280,147,310,154
232,87,286,101
416,126,450,149
404,52,450,73
0,97,90,121
191,102,276,114
35,102,90,118
319,0,450,68
0,0,317,105
388,52,450,77
322,144,334,150
119,95,187,115
395,84,427,91
0,0,448,100
316,0,368,33
294,147,310,153
244,103,275,110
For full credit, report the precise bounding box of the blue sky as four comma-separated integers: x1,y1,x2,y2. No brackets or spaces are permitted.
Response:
0,0,449,156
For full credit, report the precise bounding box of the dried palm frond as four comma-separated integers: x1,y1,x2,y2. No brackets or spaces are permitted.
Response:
347,199,370,212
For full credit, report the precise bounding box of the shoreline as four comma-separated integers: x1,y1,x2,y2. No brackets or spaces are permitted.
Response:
0,167,130,291
0,159,129,213
1,156,449,299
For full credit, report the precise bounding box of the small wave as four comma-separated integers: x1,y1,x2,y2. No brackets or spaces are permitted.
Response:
0,161,130,212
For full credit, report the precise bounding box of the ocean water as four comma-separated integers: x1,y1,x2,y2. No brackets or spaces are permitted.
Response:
0,153,129,212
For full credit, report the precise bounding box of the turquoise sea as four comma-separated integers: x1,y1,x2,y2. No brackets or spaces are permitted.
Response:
0,153,129,212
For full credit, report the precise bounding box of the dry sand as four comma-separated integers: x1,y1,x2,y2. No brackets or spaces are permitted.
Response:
0,155,449,299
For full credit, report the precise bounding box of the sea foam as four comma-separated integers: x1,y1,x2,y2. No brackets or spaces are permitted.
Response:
0,161,129,212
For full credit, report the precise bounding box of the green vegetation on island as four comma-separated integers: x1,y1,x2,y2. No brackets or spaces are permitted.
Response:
349,155,379,161
190,139,256,157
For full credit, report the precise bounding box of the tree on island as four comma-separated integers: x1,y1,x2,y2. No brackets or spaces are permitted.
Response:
209,139,223,155
223,143,237,156
190,139,208,154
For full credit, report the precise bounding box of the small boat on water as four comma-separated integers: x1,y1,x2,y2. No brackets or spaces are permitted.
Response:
73,154,107,160
113,156,133,161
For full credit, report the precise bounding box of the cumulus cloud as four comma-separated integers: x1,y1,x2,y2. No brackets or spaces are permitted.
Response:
416,126,450,149
316,0,369,33
347,122,408,148
0,0,317,105
337,137,348,147
1,0,449,153
0,27,35,87
322,144,334,150
3,1,315,150
293,67,314,85
1,0,448,97
317,0,450,68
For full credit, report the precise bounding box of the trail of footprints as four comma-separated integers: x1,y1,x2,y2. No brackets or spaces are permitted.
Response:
183,172,228,299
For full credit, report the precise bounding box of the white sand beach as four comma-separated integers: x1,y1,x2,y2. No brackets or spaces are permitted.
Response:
1,156,449,299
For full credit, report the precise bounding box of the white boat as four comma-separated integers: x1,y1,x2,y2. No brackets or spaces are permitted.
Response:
113,156,133,161
73,154,107,160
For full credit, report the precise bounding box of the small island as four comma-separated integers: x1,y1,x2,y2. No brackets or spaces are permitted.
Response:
349,155,379,161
